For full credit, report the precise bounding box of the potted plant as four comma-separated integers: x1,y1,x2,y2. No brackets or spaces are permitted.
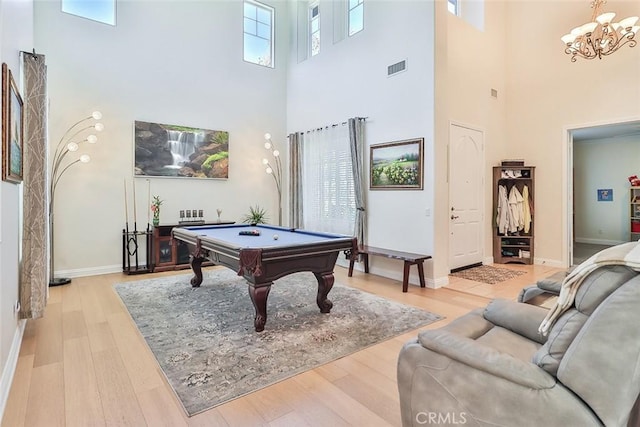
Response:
151,195,163,226
241,205,268,224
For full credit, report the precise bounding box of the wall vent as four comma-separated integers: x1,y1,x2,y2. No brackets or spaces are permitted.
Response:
387,59,407,77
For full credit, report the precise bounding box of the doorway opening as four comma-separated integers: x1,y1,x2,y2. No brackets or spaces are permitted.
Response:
569,120,640,266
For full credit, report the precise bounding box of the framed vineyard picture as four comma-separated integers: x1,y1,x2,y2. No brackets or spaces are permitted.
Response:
370,138,423,190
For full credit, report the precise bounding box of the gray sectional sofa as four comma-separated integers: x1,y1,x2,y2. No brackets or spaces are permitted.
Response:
398,265,640,426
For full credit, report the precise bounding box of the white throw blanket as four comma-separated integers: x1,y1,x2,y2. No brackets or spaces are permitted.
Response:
539,241,640,335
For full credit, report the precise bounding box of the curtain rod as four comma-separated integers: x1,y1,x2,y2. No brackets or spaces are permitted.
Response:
20,49,41,60
293,116,368,135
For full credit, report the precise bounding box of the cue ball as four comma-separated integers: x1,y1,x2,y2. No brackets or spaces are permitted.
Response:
273,234,279,240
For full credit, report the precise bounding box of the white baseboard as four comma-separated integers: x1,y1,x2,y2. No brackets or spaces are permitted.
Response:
533,257,566,268
575,237,626,246
55,264,122,279
429,275,448,289
0,320,26,420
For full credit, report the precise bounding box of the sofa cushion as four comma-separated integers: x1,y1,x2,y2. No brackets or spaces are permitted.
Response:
483,298,548,344
559,275,640,426
436,308,493,339
532,309,587,376
573,265,636,315
532,265,637,377
537,270,569,293
477,326,541,362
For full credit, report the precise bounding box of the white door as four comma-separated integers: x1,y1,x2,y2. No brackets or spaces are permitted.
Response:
449,124,484,270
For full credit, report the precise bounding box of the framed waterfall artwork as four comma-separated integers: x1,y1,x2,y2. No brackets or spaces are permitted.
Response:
370,138,423,190
2,63,24,184
133,120,229,179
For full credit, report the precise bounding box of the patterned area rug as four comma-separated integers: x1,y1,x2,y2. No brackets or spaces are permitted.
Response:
449,265,527,284
114,268,442,416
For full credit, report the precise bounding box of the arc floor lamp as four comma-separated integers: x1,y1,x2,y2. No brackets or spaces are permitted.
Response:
49,111,103,286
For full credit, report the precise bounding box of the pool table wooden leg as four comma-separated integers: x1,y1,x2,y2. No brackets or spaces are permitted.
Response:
190,256,205,287
248,284,271,332
314,272,334,313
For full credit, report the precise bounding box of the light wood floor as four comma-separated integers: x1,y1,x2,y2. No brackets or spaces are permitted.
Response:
1,262,562,427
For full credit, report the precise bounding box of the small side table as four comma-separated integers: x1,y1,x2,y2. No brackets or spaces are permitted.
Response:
153,221,235,272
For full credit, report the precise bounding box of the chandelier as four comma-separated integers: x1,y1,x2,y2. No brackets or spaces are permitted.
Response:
561,0,639,61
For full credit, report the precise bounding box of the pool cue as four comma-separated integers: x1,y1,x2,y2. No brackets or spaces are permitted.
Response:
146,179,151,230
124,178,130,272
132,180,139,269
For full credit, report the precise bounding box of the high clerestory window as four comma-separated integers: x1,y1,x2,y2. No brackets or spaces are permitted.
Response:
448,0,459,15
243,0,275,68
348,0,364,36
61,0,116,25
309,3,320,56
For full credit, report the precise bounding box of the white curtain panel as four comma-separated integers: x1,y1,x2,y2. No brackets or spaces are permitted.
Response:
301,123,356,235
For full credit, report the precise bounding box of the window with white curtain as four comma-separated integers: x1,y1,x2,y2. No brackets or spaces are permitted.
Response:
301,125,356,235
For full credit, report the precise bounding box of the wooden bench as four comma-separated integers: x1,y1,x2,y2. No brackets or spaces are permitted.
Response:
348,245,431,292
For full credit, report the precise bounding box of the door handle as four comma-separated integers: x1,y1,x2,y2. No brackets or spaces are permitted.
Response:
451,214,459,220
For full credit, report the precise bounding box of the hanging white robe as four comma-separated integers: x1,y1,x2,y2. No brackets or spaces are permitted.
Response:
496,185,509,234
508,185,524,233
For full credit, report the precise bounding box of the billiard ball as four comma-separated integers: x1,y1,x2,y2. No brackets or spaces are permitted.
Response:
273,234,279,240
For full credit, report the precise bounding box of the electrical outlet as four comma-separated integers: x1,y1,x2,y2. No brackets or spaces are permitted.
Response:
425,208,431,217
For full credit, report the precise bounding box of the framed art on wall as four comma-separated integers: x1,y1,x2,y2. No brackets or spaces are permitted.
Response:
597,188,613,202
2,63,24,184
134,120,229,179
370,138,423,190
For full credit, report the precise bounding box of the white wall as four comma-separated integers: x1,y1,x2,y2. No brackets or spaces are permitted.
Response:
286,0,437,285
440,0,508,274
34,0,289,276
0,0,34,415
574,135,640,245
506,0,640,266
28,0,640,282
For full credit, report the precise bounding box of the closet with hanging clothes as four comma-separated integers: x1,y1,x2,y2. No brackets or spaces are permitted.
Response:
493,164,535,264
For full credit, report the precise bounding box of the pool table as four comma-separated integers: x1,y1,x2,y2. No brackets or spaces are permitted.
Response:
171,224,358,332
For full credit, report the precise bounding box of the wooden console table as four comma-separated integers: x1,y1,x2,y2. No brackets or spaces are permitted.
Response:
153,221,234,272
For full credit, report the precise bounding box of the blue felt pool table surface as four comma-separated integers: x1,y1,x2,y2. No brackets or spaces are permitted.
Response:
181,224,351,249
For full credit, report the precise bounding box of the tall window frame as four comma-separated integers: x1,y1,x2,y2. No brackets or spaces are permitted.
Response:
348,0,364,36
309,2,320,57
243,0,275,68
